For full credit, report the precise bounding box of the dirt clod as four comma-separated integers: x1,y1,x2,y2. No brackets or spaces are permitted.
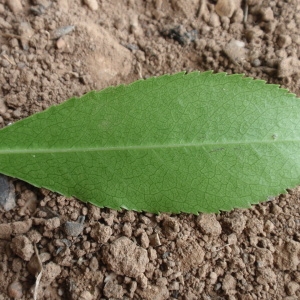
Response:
90,222,112,243
7,280,23,299
101,236,149,278
10,236,34,261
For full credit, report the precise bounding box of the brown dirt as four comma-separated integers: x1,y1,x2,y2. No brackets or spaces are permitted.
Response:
0,0,300,299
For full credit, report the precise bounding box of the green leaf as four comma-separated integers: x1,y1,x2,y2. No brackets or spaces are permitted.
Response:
0,71,299,213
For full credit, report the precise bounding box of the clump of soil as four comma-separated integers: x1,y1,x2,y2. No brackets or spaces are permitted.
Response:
1,0,300,299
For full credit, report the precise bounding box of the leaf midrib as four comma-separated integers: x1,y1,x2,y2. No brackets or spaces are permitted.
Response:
0,139,295,154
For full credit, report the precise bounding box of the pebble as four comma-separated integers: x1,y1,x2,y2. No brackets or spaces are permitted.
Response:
10,236,34,261
162,216,180,240
223,39,247,64
286,282,300,296
0,17,12,29
0,223,12,240
83,0,98,11
51,25,75,39
63,216,85,237
277,56,300,78
275,240,300,270
6,0,23,14
149,233,161,247
45,217,61,230
12,219,33,235
79,291,93,300
103,280,124,299
140,231,150,248
18,22,35,51
215,0,236,18
261,7,274,21
209,12,221,27
7,280,23,299
0,174,16,211
251,58,261,67
277,34,292,49
222,274,236,295
123,222,132,237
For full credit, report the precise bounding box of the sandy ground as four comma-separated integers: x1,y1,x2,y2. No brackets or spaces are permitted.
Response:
1,0,300,299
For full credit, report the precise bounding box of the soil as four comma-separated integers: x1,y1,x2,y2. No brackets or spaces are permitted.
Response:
0,0,300,299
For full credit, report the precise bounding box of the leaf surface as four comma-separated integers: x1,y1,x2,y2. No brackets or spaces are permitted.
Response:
0,71,299,213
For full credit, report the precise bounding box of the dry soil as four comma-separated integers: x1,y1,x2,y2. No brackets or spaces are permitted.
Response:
1,0,300,299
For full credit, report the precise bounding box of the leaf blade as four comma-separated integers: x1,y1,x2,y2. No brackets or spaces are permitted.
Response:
0,71,299,213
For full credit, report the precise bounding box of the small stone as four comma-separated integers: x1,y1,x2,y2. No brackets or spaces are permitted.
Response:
0,98,7,114
88,204,101,220
7,280,23,299
6,0,23,14
149,233,161,247
129,281,137,298
10,236,34,261
0,223,12,240
197,214,222,236
103,280,124,299
245,218,264,235
51,25,75,39
231,8,243,23
136,283,169,300
162,216,180,240
83,0,98,11
27,230,42,243
18,22,34,51
78,291,93,300
251,58,261,67
210,272,218,284
222,274,236,295
215,0,237,18
261,7,274,21
63,216,85,237
227,233,237,245
140,232,150,248
45,217,61,230
277,35,292,49
123,222,132,237
223,39,247,64
0,174,16,211
40,262,61,287
286,281,299,296
123,210,136,222
137,273,148,289
275,240,300,271
169,281,180,290
0,18,12,30
278,56,300,78
89,256,99,271
255,248,273,268
90,222,112,243
56,37,66,49
223,212,246,234
264,220,275,233
148,247,157,260
12,219,32,235
256,267,276,285
176,239,204,272
209,12,221,27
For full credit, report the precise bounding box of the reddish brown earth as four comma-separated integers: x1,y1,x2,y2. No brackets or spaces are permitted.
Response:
1,0,300,299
